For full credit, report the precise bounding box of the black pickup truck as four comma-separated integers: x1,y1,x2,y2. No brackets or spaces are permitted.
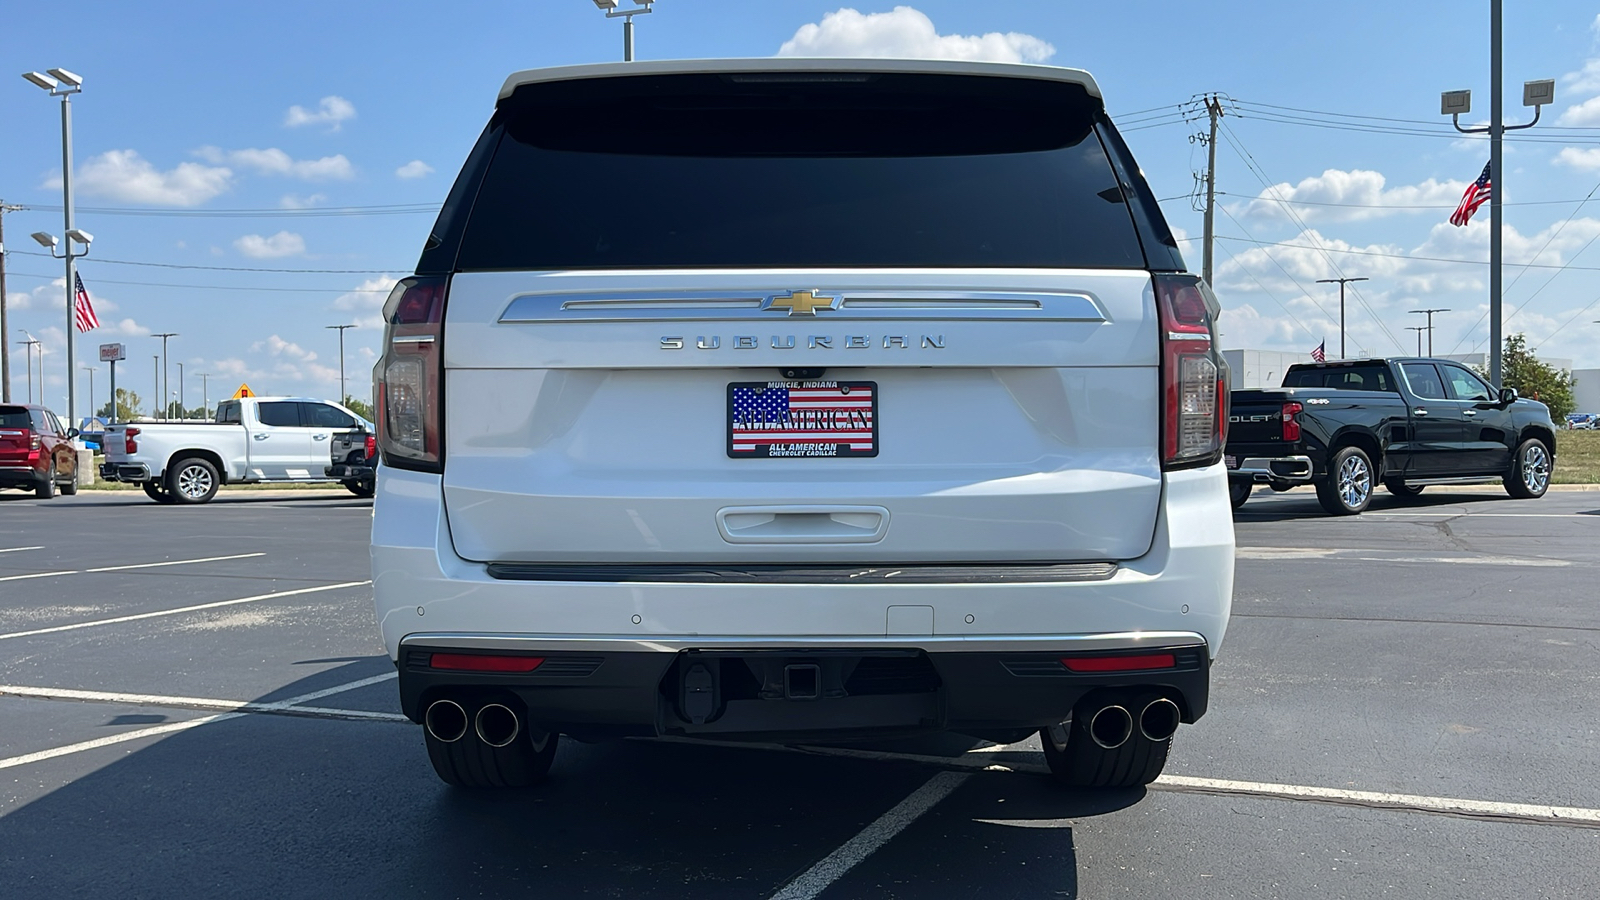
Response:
1226,358,1558,515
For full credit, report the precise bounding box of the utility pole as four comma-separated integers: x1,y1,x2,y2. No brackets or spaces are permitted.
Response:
1315,277,1368,359
326,324,356,404
0,201,24,403
1201,95,1223,287
152,333,177,421
1408,308,1450,356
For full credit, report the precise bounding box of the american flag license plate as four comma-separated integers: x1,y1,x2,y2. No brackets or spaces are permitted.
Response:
727,381,878,458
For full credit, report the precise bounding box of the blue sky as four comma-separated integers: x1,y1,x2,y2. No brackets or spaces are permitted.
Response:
7,1,1600,417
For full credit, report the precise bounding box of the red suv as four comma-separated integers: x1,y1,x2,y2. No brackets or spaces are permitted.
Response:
0,404,80,499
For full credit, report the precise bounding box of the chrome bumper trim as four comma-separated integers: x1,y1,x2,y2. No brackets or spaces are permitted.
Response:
1231,455,1314,484
399,631,1209,656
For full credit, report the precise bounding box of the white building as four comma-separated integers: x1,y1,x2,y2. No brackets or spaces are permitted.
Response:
1435,353,1573,376
1574,369,1600,415
1222,349,1316,389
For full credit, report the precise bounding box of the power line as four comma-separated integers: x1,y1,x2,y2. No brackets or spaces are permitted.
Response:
8,249,401,274
3,269,392,293
1217,192,1597,210
1216,205,1342,329
1212,238,1323,341
17,202,439,219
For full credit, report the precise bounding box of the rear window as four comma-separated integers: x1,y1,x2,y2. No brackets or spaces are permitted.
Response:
452,72,1146,271
0,407,31,429
1283,364,1397,393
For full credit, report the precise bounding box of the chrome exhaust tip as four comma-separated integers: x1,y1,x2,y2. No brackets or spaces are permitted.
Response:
474,703,521,749
423,699,468,743
1139,697,1182,742
1088,704,1134,750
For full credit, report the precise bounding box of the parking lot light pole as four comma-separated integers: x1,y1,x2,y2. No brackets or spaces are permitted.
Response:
153,355,159,418
326,324,356,404
152,333,177,421
1409,308,1450,357
1315,277,1368,359
83,365,95,421
1441,1,1554,388
197,372,210,420
592,0,654,61
22,69,86,429
18,333,41,403
176,361,185,418
1406,326,1426,356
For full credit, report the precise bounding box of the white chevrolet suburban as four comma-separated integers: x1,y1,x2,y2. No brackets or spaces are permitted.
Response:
371,58,1234,790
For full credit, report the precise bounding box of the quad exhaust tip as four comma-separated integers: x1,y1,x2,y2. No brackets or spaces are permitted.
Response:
1139,697,1182,742
1088,704,1134,749
475,703,521,748
424,699,468,743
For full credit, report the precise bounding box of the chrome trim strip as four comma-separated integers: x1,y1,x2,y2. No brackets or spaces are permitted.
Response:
390,335,436,344
400,631,1207,655
483,560,1118,584
1401,476,1505,486
498,289,1107,324
1231,455,1314,484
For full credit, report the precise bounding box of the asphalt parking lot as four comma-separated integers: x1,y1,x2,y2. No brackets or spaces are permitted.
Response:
2,486,1597,898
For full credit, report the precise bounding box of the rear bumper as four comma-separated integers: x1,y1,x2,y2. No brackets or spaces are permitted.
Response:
1226,454,1314,484
396,634,1210,742
325,463,374,480
100,462,152,483
0,463,47,487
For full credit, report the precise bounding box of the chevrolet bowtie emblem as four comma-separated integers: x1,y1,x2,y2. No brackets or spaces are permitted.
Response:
763,290,839,316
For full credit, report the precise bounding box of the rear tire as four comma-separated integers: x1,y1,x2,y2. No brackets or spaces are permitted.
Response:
143,481,178,504
343,479,375,498
1504,438,1552,499
167,457,221,504
1040,694,1171,788
424,702,558,788
35,463,56,500
1384,479,1424,499
59,467,78,496
1228,480,1251,510
1315,446,1374,516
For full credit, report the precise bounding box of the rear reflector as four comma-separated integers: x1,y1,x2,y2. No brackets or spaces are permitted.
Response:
1061,653,1177,673
429,653,545,673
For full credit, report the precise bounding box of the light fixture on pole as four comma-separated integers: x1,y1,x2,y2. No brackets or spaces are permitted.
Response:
326,324,356,405
1405,326,1427,356
151,333,177,421
197,373,211,420
1314,277,1368,359
22,67,86,433
1408,308,1450,357
1441,2,1553,389
592,0,655,61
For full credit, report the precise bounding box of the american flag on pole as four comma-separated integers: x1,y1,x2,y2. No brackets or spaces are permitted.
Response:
1450,162,1493,227
73,273,100,332
728,381,877,457
1310,340,1326,362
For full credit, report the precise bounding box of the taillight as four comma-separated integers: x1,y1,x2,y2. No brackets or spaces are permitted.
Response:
29,432,41,452
124,427,139,455
429,653,545,673
364,433,378,460
1281,402,1303,442
1062,653,1178,673
1155,274,1227,469
375,277,447,472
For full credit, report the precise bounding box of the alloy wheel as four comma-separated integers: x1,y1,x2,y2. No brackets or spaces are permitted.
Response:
1338,454,1371,510
1521,443,1550,493
177,463,214,501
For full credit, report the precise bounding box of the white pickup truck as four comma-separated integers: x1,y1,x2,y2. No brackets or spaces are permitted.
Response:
101,396,373,503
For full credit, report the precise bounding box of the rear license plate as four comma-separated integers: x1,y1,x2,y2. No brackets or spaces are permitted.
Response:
728,380,878,458
1225,454,1239,470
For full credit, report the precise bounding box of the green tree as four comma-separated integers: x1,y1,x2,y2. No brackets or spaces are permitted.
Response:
96,388,144,422
343,396,374,422
1501,333,1575,420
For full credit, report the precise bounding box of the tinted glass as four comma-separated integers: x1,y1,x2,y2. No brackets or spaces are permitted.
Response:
1442,365,1492,401
1282,364,1396,392
257,402,301,427
459,73,1143,270
216,402,242,424
1401,363,1447,400
0,407,31,428
30,410,51,432
301,403,355,429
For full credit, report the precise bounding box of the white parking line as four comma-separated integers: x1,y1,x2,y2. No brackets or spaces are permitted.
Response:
0,674,404,722
0,672,402,771
0,580,371,641
86,552,265,572
0,551,269,584
768,771,971,900
0,546,44,554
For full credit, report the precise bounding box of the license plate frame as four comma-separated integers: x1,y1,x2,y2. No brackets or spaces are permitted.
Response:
727,380,878,459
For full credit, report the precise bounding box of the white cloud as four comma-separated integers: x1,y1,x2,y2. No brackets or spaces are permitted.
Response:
195,146,354,181
284,95,356,130
333,275,401,329
1557,94,1600,126
778,6,1054,63
395,160,434,179
253,334,318,362
1553,146,1600,170
280,193,328,209
62,149,232,206
233,231,307,258
1233,168,1467,223
104,317,150,337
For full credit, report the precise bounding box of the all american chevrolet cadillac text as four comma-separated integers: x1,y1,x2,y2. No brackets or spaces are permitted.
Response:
368,58,1236,790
